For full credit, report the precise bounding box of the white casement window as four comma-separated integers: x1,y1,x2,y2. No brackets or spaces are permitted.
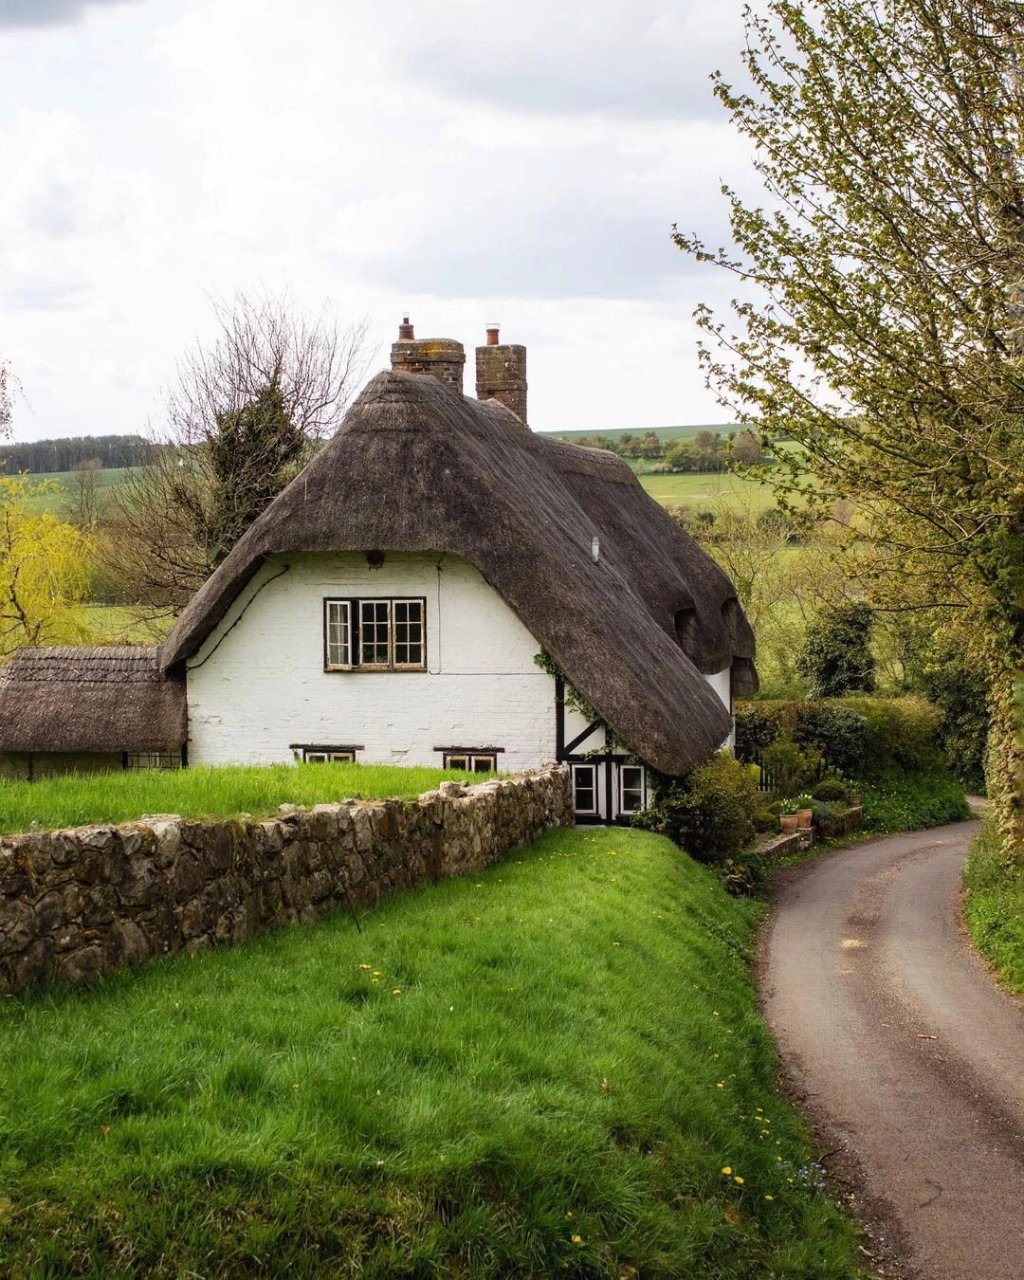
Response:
619,764,646,814
443,751,498,773
303,749,356,763
572,764,599,816
325,600,352,669
324,598,426,672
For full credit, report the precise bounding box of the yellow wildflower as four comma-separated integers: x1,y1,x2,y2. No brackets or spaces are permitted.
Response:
721,1166,732,1176
734,1176,744,1185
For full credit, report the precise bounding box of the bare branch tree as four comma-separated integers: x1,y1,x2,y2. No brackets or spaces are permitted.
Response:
104,294,368,615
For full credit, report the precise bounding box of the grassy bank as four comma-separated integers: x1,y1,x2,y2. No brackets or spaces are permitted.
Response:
0,761,488,836
964,817,1024,996
0,828,861,1278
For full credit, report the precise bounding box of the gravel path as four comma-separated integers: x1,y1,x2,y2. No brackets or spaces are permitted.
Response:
761,821,1024,1280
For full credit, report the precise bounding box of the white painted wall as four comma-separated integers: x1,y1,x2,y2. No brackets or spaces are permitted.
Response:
706,666,735,749
186,552,558,771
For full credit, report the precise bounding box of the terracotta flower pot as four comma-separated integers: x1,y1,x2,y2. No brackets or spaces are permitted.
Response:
796,808,814,829
780,813,800,833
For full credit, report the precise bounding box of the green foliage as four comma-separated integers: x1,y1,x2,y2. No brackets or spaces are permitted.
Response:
796,604,875,698
841,696,943,776
0,761,493,837
533,650,602,725
0,827,861,1277
738,696,943,780
793,705,868,777
759,739,821,798
910,638,990,792
676,0,1024,849
637,753,760,871
811,777,849,803
207,379,306,564
0,476,93,658
964,815,1024,996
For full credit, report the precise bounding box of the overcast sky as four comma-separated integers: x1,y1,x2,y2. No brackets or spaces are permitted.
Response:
0,0,760,443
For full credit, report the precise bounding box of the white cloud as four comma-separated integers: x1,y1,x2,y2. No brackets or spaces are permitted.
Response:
0,0,758,443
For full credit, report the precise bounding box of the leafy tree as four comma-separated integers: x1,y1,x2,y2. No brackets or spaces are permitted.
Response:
797,603,876,697
677,0,1024,845
0,477,92,658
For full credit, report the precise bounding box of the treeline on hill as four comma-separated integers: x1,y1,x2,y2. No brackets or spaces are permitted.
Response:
0,434,151,474
571,427,773,473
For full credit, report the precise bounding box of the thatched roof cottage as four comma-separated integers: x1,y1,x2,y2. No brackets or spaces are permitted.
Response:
0,323,756,821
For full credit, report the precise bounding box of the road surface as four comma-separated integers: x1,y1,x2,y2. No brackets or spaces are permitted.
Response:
762,821,1024,1280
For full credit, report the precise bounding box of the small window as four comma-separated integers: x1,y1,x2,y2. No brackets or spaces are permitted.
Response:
125,752,181,771
619,764,646,814
360,599,391,667
443,751,498,773
325,599,352,669
572,764,598,816
302,748,356,764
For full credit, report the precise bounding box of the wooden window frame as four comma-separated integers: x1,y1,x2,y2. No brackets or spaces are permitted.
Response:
441,750,499,773
292,743,362,763
323,596,426,673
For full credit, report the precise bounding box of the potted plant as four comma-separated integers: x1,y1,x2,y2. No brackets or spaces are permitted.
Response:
794,794,815,829
778,798,801,833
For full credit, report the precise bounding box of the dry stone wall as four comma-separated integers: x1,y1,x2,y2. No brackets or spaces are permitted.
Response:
0,766,571,996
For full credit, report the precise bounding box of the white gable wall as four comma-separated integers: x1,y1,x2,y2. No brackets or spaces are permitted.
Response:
186,552,557,771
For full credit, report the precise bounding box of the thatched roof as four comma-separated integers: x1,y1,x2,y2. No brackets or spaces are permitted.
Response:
163,372,756,776
0,646,186,754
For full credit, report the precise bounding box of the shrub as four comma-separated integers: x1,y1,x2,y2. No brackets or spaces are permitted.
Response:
734,704,781,762
841,696,943,775
759,739,821,797
811,776,849,802
637,753,760,865
794,704,868,775
796,603,876,697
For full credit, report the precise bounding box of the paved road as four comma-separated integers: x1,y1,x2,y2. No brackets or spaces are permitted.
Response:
762,821,1024,1280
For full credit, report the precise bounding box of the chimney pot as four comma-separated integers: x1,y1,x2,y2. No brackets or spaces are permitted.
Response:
398,315,415,341
475,329,527,424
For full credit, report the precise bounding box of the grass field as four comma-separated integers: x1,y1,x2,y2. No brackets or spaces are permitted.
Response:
0,826,861,1278
18,466,130,516
547,423,740,445
637,468,781,513
0,761,495,836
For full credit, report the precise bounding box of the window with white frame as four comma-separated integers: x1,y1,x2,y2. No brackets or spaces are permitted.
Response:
442,751,498,773
619,764,646,814
302,748,356,763
325,600,351,669
572,764,599,815
323,598,426,672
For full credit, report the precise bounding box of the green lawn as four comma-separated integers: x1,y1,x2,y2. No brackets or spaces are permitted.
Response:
0,761,492,837
19,467,130,516
637,469,782,512
0,827,861,1278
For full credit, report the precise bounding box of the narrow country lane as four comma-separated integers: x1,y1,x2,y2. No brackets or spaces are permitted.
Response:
762,821,1024,1280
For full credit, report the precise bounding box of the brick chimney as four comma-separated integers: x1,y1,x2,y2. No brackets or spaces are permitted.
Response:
475,324,527,424
390,317,465,394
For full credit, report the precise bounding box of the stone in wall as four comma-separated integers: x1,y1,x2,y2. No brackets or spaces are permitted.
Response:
0,766,572,996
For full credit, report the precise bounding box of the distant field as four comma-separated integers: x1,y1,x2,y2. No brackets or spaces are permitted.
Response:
544,422,740,445
18,467,131,516
638,469,781,512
